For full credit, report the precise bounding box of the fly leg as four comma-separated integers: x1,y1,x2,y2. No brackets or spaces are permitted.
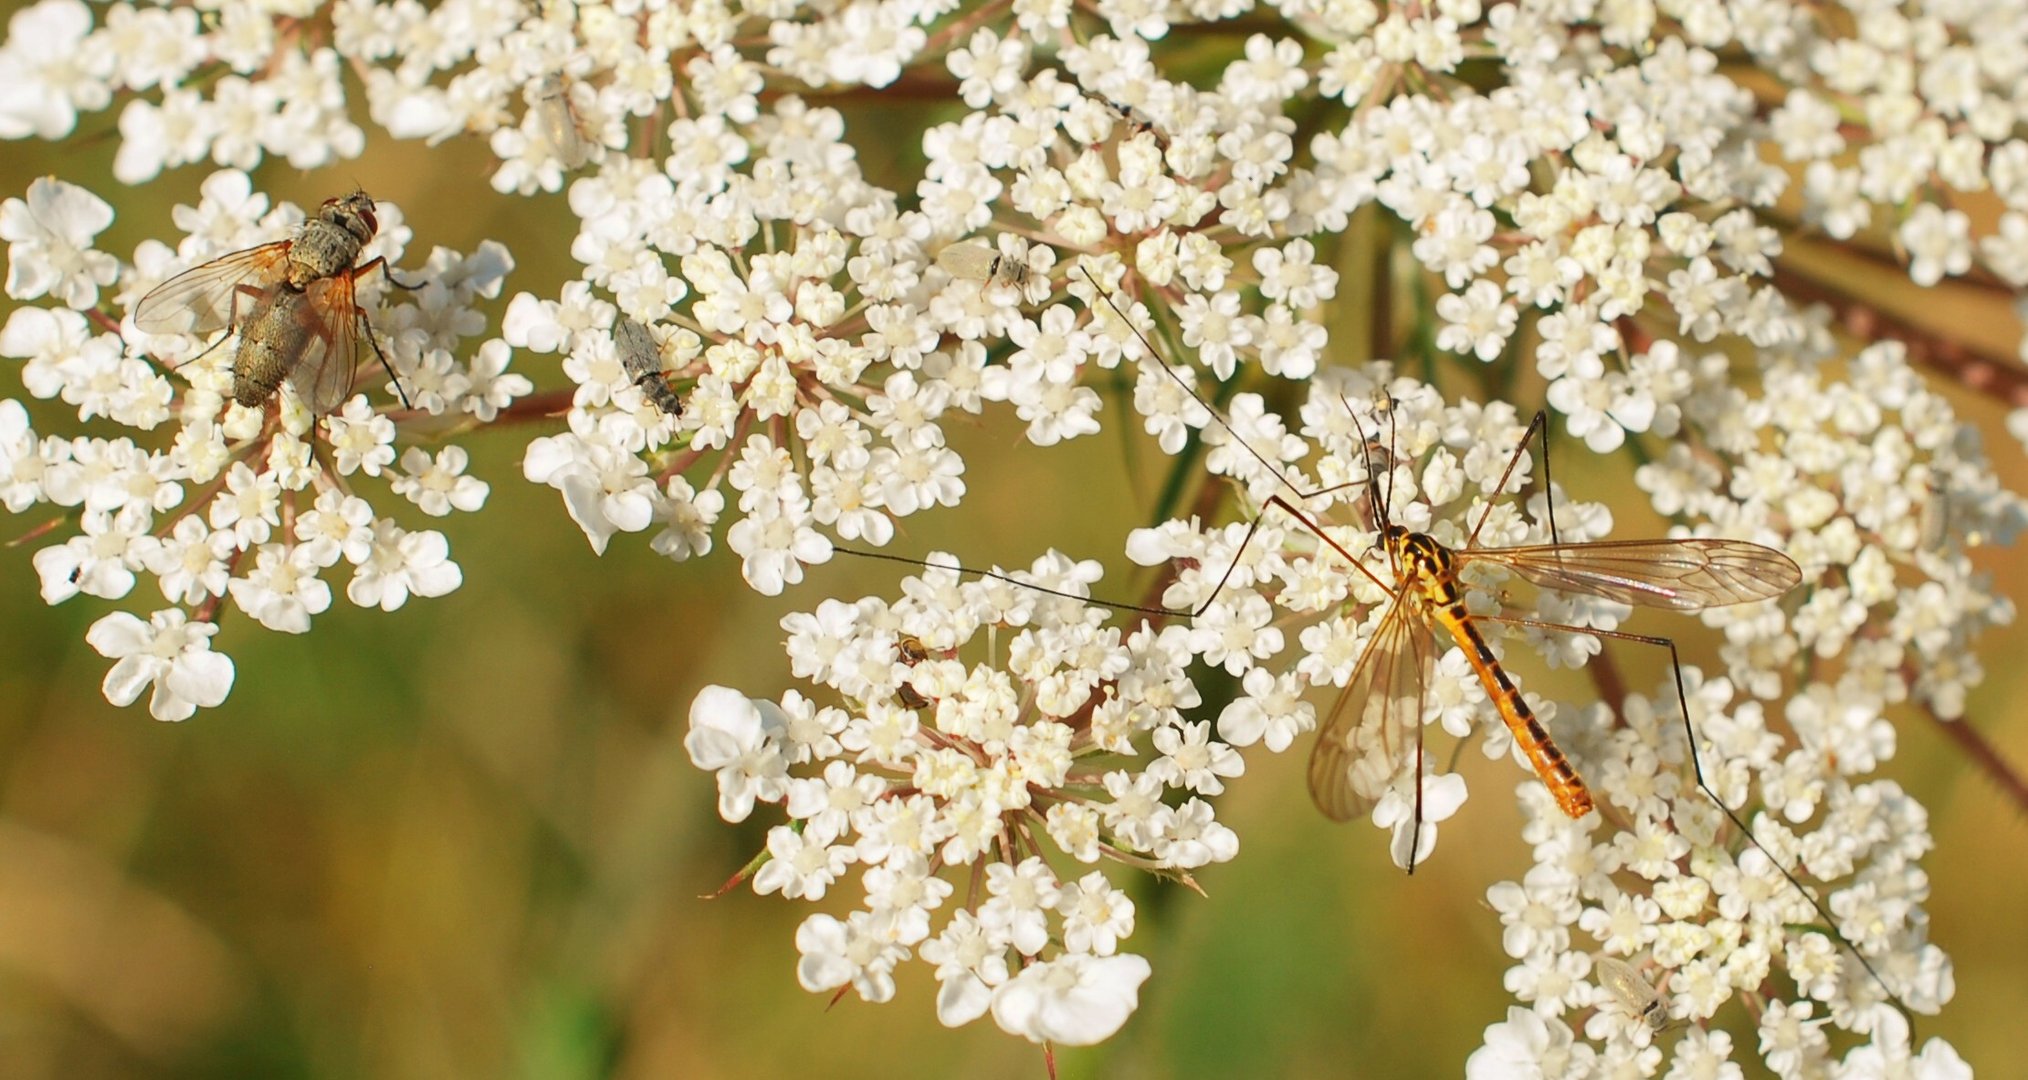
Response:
346,258,416,410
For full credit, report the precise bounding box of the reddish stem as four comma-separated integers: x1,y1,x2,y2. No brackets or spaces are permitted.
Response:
1584,639,1629,721
5,513,71,548
482,387,577,424
1768,265,2028,408
1928,705,2028,819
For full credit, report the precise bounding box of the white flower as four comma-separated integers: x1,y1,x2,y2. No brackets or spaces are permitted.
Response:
649,476,724,562
1056,872,1135,956
459,339,532,422
85,609,234,722
1835,1006,1969,1080
923,910,1010,1027
323,397,397,476
1375,771,1470,869
390,446,489,516
1150,797,1239,869
980,857,1061,956
228,544,331,634
1467,1007,1594,1080
752,821,857,901
0,399,48,509
1898,203,1972,288
1436,279,1519,361
1490,863,1581,959
684,685,790,823
206,462,280,547
794,911,905,1004
522,427,656,556
0,1,104,139
1757,999,1829,1078
946,27,1027,109
726,493,833,595
135,515,232,605
295,490,374,568
33,504,147,602
1147,719,1245,795
1215,667,1314,752
989,953,1152,1046
1,177,117,309
345,521,461,611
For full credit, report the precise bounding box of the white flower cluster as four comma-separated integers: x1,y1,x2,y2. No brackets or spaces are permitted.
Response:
5,0,2027,1067
686,552,1236,1044
0,0,364,184
1125,377,1632,865
1640,339,2023,724
499,24,1360,595
1471,674,1959,1079
1,171,522,719
1084,366,1982,1073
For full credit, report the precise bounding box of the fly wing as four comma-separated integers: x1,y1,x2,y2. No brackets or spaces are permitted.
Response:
284,273,361,416
1308,586,1434,823
935,241,1000,282
1472,538,1802,612
132,242,293,335
1594,956,1668,1031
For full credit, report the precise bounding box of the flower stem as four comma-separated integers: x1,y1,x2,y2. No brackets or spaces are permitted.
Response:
1928,705,2028,818
1769,265,2028,408
483,387,577,424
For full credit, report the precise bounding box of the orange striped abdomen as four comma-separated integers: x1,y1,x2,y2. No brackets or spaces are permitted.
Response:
1436,601,1595,819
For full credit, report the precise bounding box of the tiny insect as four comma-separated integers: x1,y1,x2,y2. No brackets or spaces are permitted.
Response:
133,190,413,416
529,72,597,170
1087,92,1167,150
936,241,1032,290
613,317,684,419
1593,956,1671,1034
895,633,931,710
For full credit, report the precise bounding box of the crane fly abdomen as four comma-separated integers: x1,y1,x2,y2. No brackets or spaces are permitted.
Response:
1390,528,1596,820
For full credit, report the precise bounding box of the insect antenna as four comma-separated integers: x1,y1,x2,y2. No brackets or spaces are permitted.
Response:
1076,266,1391,598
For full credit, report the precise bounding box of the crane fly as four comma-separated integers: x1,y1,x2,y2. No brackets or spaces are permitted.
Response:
132,190,413,417
1063,267,1795,858
1307,405,1801,860
838,265,1901,1006
1070,265,1903,1007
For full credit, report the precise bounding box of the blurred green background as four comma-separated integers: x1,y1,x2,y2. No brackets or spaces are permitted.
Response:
3,69,2027,1080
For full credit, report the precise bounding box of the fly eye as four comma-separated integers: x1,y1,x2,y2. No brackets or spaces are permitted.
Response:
356,205,378,232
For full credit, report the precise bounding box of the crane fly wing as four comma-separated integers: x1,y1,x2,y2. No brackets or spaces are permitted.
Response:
285,273,362,416
132,242,294,335
1469,538,1802,612
1308,585,1432,823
